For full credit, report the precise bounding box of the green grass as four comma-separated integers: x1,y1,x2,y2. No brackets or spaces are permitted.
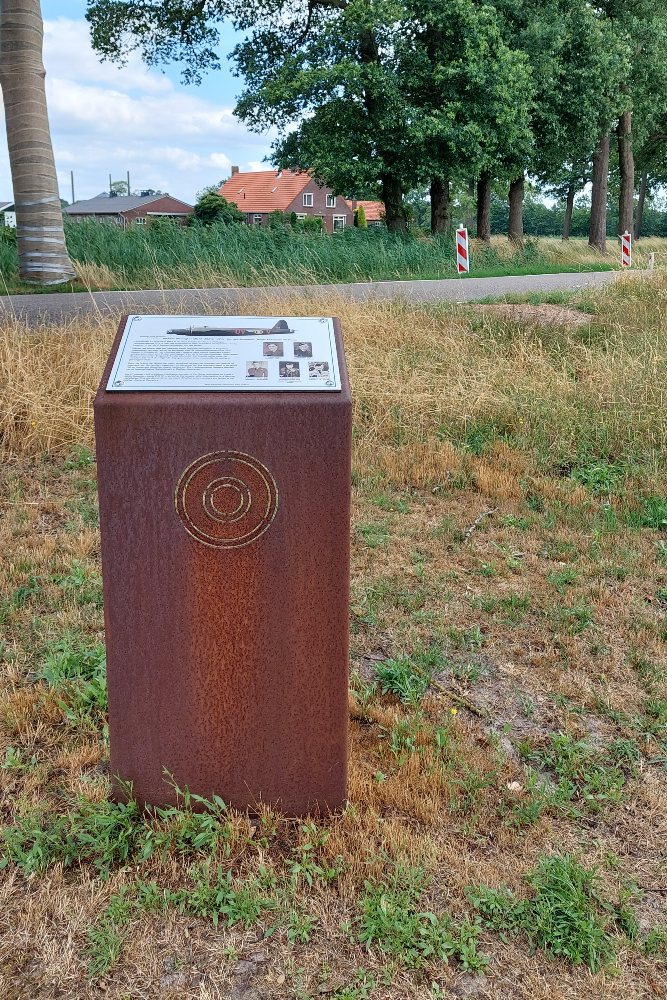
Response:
0,221,617,292
467,854,626,973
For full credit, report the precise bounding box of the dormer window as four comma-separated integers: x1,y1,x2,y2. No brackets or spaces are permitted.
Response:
326,194,336,208
303,193,314,207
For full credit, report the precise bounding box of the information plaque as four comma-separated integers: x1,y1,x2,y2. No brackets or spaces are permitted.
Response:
106,314,342,391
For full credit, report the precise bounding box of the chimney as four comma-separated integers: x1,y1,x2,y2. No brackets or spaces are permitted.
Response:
231,165,239,176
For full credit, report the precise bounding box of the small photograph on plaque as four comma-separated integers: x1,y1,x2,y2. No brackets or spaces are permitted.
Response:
246,361,269,379
263,342,284,357
309,361,331,379
294,342,313,358
279,361,301,379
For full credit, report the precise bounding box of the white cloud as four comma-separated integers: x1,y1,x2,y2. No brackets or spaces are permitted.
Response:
0,17,274,204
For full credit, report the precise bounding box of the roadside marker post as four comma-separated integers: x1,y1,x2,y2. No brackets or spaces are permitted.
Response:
621,230,632,269
456,225,470,274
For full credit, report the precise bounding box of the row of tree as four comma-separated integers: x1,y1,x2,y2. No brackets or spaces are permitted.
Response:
4,0,667,283
85,0,667,253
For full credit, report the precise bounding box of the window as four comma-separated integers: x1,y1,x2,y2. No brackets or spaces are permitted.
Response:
326,194,336,208
333,215,347,230
134,217,146,225
302,193,314,207
253,214,263,225
296,214,306,220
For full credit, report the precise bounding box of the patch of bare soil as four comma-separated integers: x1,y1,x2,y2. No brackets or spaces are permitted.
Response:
475,303,591,326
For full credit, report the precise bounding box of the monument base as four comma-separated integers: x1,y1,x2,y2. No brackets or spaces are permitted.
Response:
94,316,351,815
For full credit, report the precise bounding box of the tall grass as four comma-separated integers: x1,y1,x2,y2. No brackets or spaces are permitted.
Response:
0,221,621,291
2,274,667,502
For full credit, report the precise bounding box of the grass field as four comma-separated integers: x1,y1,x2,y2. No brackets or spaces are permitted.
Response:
3,226,662,295
0,274,666,998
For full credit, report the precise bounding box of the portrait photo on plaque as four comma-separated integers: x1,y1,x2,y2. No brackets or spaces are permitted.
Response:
246,361,268,379
263,342,284,357
279,362,301,379
309,361,330,379
294,342,313,358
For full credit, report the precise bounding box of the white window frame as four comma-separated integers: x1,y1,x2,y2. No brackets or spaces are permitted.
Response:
134,217,146,225
252,214,263,225
302,192,314,207
326,194,336,208
333,215,347,230
296,214,306,220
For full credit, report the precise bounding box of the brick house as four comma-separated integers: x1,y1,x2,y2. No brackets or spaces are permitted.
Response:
219,168,384,233
64,192,193,228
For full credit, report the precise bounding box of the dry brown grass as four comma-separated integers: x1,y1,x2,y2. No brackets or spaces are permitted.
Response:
1,276,667,998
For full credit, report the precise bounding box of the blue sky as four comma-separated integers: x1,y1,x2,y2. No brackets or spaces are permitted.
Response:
0,0,275,205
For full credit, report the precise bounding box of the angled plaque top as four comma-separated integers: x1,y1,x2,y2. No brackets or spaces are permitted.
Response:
106,314,342,391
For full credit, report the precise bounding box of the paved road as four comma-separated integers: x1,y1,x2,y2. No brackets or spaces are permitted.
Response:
0,269,619,324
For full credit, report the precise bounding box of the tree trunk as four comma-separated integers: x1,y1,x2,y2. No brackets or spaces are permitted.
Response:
508,175,524,244
476,172,491,242
430,176,450,235
617,110,634,236
381,174,408,234
562,183,575,240
635,172,648,239
588,132,610,253
0,0,75,284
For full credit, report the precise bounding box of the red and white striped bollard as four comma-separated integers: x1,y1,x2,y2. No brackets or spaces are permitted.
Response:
621,231,632,269
456,225,469,274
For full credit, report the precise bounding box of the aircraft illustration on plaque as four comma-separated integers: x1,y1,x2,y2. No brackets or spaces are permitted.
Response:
166,319,293,337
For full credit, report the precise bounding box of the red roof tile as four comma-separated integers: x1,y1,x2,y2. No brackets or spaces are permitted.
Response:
354,200,384,222
219,170,310,213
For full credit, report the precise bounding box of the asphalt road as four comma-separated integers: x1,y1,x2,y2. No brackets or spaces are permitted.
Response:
0,269,619,325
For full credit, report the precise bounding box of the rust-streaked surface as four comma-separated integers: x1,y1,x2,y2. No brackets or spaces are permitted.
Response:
94,318,351,815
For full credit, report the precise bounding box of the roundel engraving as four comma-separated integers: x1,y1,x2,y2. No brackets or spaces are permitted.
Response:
175,451,278,549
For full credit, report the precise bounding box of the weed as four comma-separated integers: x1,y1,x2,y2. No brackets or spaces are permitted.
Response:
520,733,629,815
357,861,487,971
547,567,578,593
64,445,95,470
287,823,342,887
180,863,274,927
551,601,593,635
374,644,445,705
643,927,667,956
332,972,377,999
53,560,103,608
467,854,620,972
38,637,107,725
355,522,389,548
627,496,667,531
447,625,485,651
287,908,317,944
86,915,126,978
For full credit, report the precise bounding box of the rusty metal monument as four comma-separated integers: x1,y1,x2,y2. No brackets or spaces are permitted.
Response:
94,315,351,815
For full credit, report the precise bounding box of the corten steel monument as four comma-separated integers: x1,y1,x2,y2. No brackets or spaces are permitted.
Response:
94,315,351,814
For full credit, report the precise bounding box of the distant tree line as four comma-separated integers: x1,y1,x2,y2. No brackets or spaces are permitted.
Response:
82,0,667,252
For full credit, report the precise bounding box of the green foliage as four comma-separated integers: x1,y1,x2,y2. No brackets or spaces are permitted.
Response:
39,637,108,724
356,861,487,971
374,644,445,704
287,823,342,887
467,855,622,972
1,786,236,878
520,733,630,814
191,191,244,226
354,204,367,228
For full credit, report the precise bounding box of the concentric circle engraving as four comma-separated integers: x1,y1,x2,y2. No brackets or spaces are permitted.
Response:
175,451,278,549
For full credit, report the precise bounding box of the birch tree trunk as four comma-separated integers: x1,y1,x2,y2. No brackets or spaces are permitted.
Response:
0,0,75,284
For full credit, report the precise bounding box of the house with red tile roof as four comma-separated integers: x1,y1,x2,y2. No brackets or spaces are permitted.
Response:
219,168,384,233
